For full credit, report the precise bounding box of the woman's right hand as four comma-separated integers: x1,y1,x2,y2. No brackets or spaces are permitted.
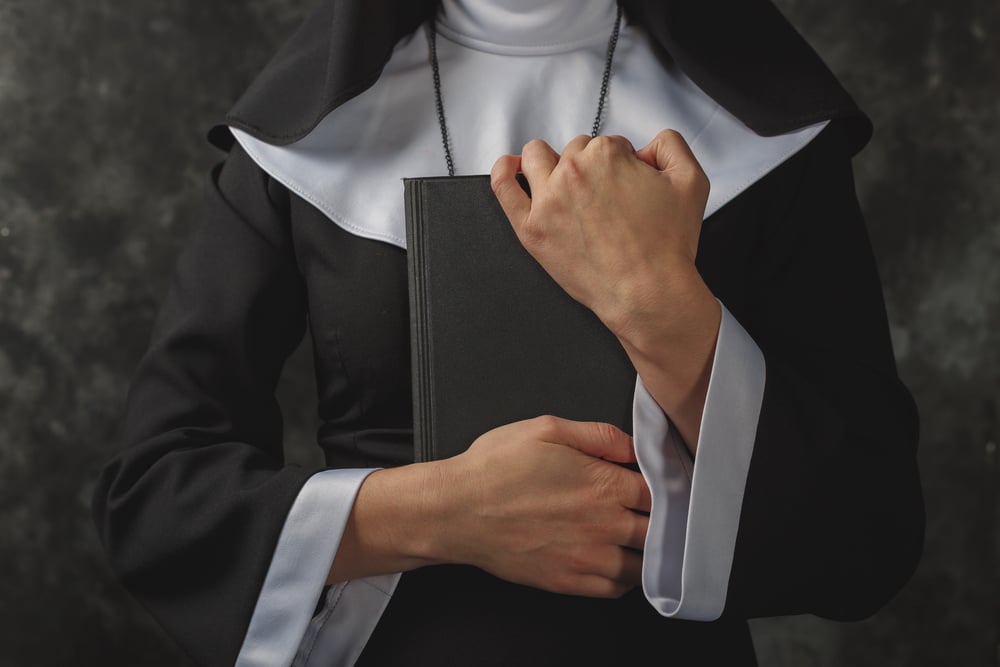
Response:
433,415,651,598
328,416,651,599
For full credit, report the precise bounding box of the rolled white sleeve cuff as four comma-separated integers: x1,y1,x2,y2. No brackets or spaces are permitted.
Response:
236,467,399,667
634,301,766,621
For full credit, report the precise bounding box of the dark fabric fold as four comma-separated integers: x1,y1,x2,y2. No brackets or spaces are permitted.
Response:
92,144,318,666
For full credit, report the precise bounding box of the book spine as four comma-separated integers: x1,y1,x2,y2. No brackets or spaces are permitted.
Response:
404,180,434,463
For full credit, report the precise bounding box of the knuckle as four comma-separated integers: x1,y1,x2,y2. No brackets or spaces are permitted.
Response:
522,138,548,155
490,159,514,191
622,479,642,508
676,161,708,190
597,422,621,444
560,153,586,179
613,472,643,506
490,177,509,199
565,544,592,572
690,173,711,203
607,134,635,151
590,466,622,504
590,423,613,451
618,515,638,546
594,421,622,447
639,491,653,516
532,189,558,214
532,414,561,439
657,128,684,144
518,216,546,245
521,139,552,160
695,168,711,197
631,473,650,499
589,135,619,156
628,510,650,544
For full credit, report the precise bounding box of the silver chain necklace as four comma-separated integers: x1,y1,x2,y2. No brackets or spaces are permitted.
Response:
427,4,624,177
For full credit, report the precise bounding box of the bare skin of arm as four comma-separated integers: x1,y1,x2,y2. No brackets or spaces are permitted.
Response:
328,130,714,595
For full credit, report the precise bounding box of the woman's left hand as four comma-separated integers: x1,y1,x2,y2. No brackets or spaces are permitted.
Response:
490,130,722,452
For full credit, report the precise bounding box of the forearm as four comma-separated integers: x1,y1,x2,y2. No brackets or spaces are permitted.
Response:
614,267,721,453
326,460,455,585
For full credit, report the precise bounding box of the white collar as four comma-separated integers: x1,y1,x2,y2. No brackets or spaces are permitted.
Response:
231,20,827,250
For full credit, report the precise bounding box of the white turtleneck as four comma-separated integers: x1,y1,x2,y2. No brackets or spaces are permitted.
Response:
436,0,619,52
231,2,827,665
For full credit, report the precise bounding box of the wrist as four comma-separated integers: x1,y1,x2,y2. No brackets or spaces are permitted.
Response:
410,452,483,567
611,264,717,358
326,457,480,585
610,268,720,451
348,460,461,570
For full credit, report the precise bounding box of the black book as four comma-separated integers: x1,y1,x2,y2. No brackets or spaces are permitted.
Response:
404,175,637,462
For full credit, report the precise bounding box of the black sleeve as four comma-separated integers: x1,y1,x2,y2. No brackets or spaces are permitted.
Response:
91,143,317,666
718,122,924,620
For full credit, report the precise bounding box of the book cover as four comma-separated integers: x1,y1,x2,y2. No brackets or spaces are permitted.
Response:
404,175,637,462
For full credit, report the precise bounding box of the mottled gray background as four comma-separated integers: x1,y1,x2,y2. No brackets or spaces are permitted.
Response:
0,0,996,664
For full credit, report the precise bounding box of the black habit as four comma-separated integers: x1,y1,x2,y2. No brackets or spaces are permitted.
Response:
92,1,925,665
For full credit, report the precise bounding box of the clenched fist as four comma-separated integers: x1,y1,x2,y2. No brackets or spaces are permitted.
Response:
490,130,710,340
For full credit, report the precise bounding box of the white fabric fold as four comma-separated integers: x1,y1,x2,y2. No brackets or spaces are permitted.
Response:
231,17,827,250
437,0,619,53
636,302,767,620
292,574,401,667
235,468,382,667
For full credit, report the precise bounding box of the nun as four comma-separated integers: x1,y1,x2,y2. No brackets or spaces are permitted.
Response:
92,0,925,665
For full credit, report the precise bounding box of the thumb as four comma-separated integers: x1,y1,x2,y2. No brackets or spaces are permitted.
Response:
532,416,636,464
635,128,700,174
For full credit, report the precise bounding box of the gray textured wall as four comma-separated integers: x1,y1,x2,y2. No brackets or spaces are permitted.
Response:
0,0,996,665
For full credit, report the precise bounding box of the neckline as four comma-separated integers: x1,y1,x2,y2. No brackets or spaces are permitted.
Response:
435,0,622,56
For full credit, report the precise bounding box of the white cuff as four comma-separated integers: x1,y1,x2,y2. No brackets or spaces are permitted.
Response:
236,468,395,667
634,302,766,621
292,572,401,667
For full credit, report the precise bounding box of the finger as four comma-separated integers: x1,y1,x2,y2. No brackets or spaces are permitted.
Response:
571,574,635,599
613,547,644,588
634,128,700,174
632,141,660,170
560,133,592,160
520,138,559,191
621,472,653,514
573,544,644,585
619,510,649,551
531,415,635,463
581,547,643,592
490,153,531,227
